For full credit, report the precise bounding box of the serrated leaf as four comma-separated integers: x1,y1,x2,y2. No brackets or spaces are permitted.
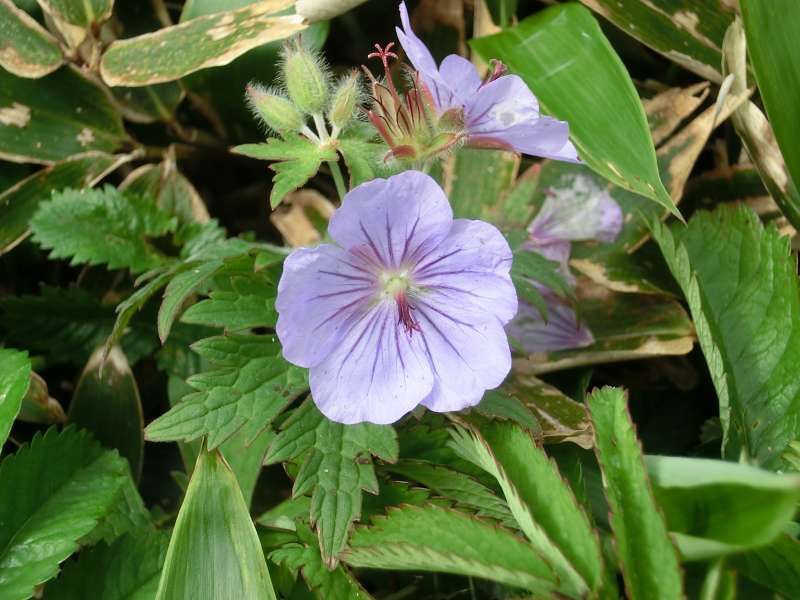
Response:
0,66,127,164
146,334,307,448
181,261,278,331
156,448,277,600
234,136,338,208
646,456,800,560
1,286,158,367
449,419,603,598
270,522,373,600
100,1,305,86
0,152,129,253
69,345,145,481
0,0,62,78
265,400,398,567
471,4,679,218
0,427,129,599
45,530,170,600
651,205,800,469
37,0,113,48
587,387,683,600
385,460,515,527
336,134,386,188
342,504,557,595
157,259,225,343
31,186,177,273
0,348,30,451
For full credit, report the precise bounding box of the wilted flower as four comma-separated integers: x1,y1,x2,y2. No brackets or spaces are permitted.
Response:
276,170,517,424
507,293,594,353
396,1,579,162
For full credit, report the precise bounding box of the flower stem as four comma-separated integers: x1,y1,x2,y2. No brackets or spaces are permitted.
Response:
328,159,347,201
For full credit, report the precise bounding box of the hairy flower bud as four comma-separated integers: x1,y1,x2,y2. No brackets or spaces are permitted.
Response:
246,84,305,134
282,40,330,115
327,71,361,131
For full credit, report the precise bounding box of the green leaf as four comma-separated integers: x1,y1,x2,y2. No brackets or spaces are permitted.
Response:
0,427,129,599
520,282,693,375
449,420,603,598
234,136,338,208
741,0,800,199
0,152,128,253
155,447,277,600
146,334,307,448
579,1,736,83
0,66,128,163
646,456,800,559
100,1,306,86
119,158,209,223
30,186,177,274
385,460,516,527
485,0,518,28
37,0,113,48
181,265,278,332
265,400,399,567
651,205,800,469
342,504,557,595
270,522,374,600
471,4,679,218
587,387,683,600
0,348,30,451
112,83,186,125
511,247,573,317
0,0,62,77
730,534,800,598
157,259,225,343
1,286,158,367
336,134,387,189
442,147,519,221
45,530,170,600
69,345,145,481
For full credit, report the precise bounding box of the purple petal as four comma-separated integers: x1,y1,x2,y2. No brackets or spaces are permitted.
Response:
415,310,512,413
396,2,441,89
527,174,623,245
506,297,594,353
413,219,517,325
465,75,579,162
310,300,434,424
437,55,482,108
329,171,453,267
276,244,377,368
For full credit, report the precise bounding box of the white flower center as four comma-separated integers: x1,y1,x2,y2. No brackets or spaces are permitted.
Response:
380,270,412,297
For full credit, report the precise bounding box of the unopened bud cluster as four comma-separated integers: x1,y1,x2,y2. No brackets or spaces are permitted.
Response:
246,37,362,145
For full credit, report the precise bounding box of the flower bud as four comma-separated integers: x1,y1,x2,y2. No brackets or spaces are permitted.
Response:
246,83,305,134
282,40,329,114
327,71,361,130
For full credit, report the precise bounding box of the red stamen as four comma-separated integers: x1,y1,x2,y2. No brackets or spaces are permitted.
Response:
396,293,421,336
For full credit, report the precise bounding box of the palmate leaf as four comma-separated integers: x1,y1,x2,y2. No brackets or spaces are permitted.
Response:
0,427,129,600
156,448,276,600
651,205,800,469
30,186,177,274
587,387,683,600
342,504,557,595
0,286,158,367
449,419,603,598
45,530,170,600
269,521,373,600
145,334,307,449
234,136,338,208
0,348,30,451
265,400,399,567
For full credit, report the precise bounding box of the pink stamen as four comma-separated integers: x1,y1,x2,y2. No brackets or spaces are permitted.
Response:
368,42,401,102
396,293,421,336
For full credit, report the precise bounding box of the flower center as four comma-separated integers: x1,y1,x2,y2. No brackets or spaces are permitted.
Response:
379,270,421,336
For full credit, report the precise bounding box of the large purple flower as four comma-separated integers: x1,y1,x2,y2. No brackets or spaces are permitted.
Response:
396,2,579,162
276,171,517,424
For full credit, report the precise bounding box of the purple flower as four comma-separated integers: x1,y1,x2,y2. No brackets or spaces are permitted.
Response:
396,2,579,162
276,171,517,424
506,292,594,353
525,174,623,283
